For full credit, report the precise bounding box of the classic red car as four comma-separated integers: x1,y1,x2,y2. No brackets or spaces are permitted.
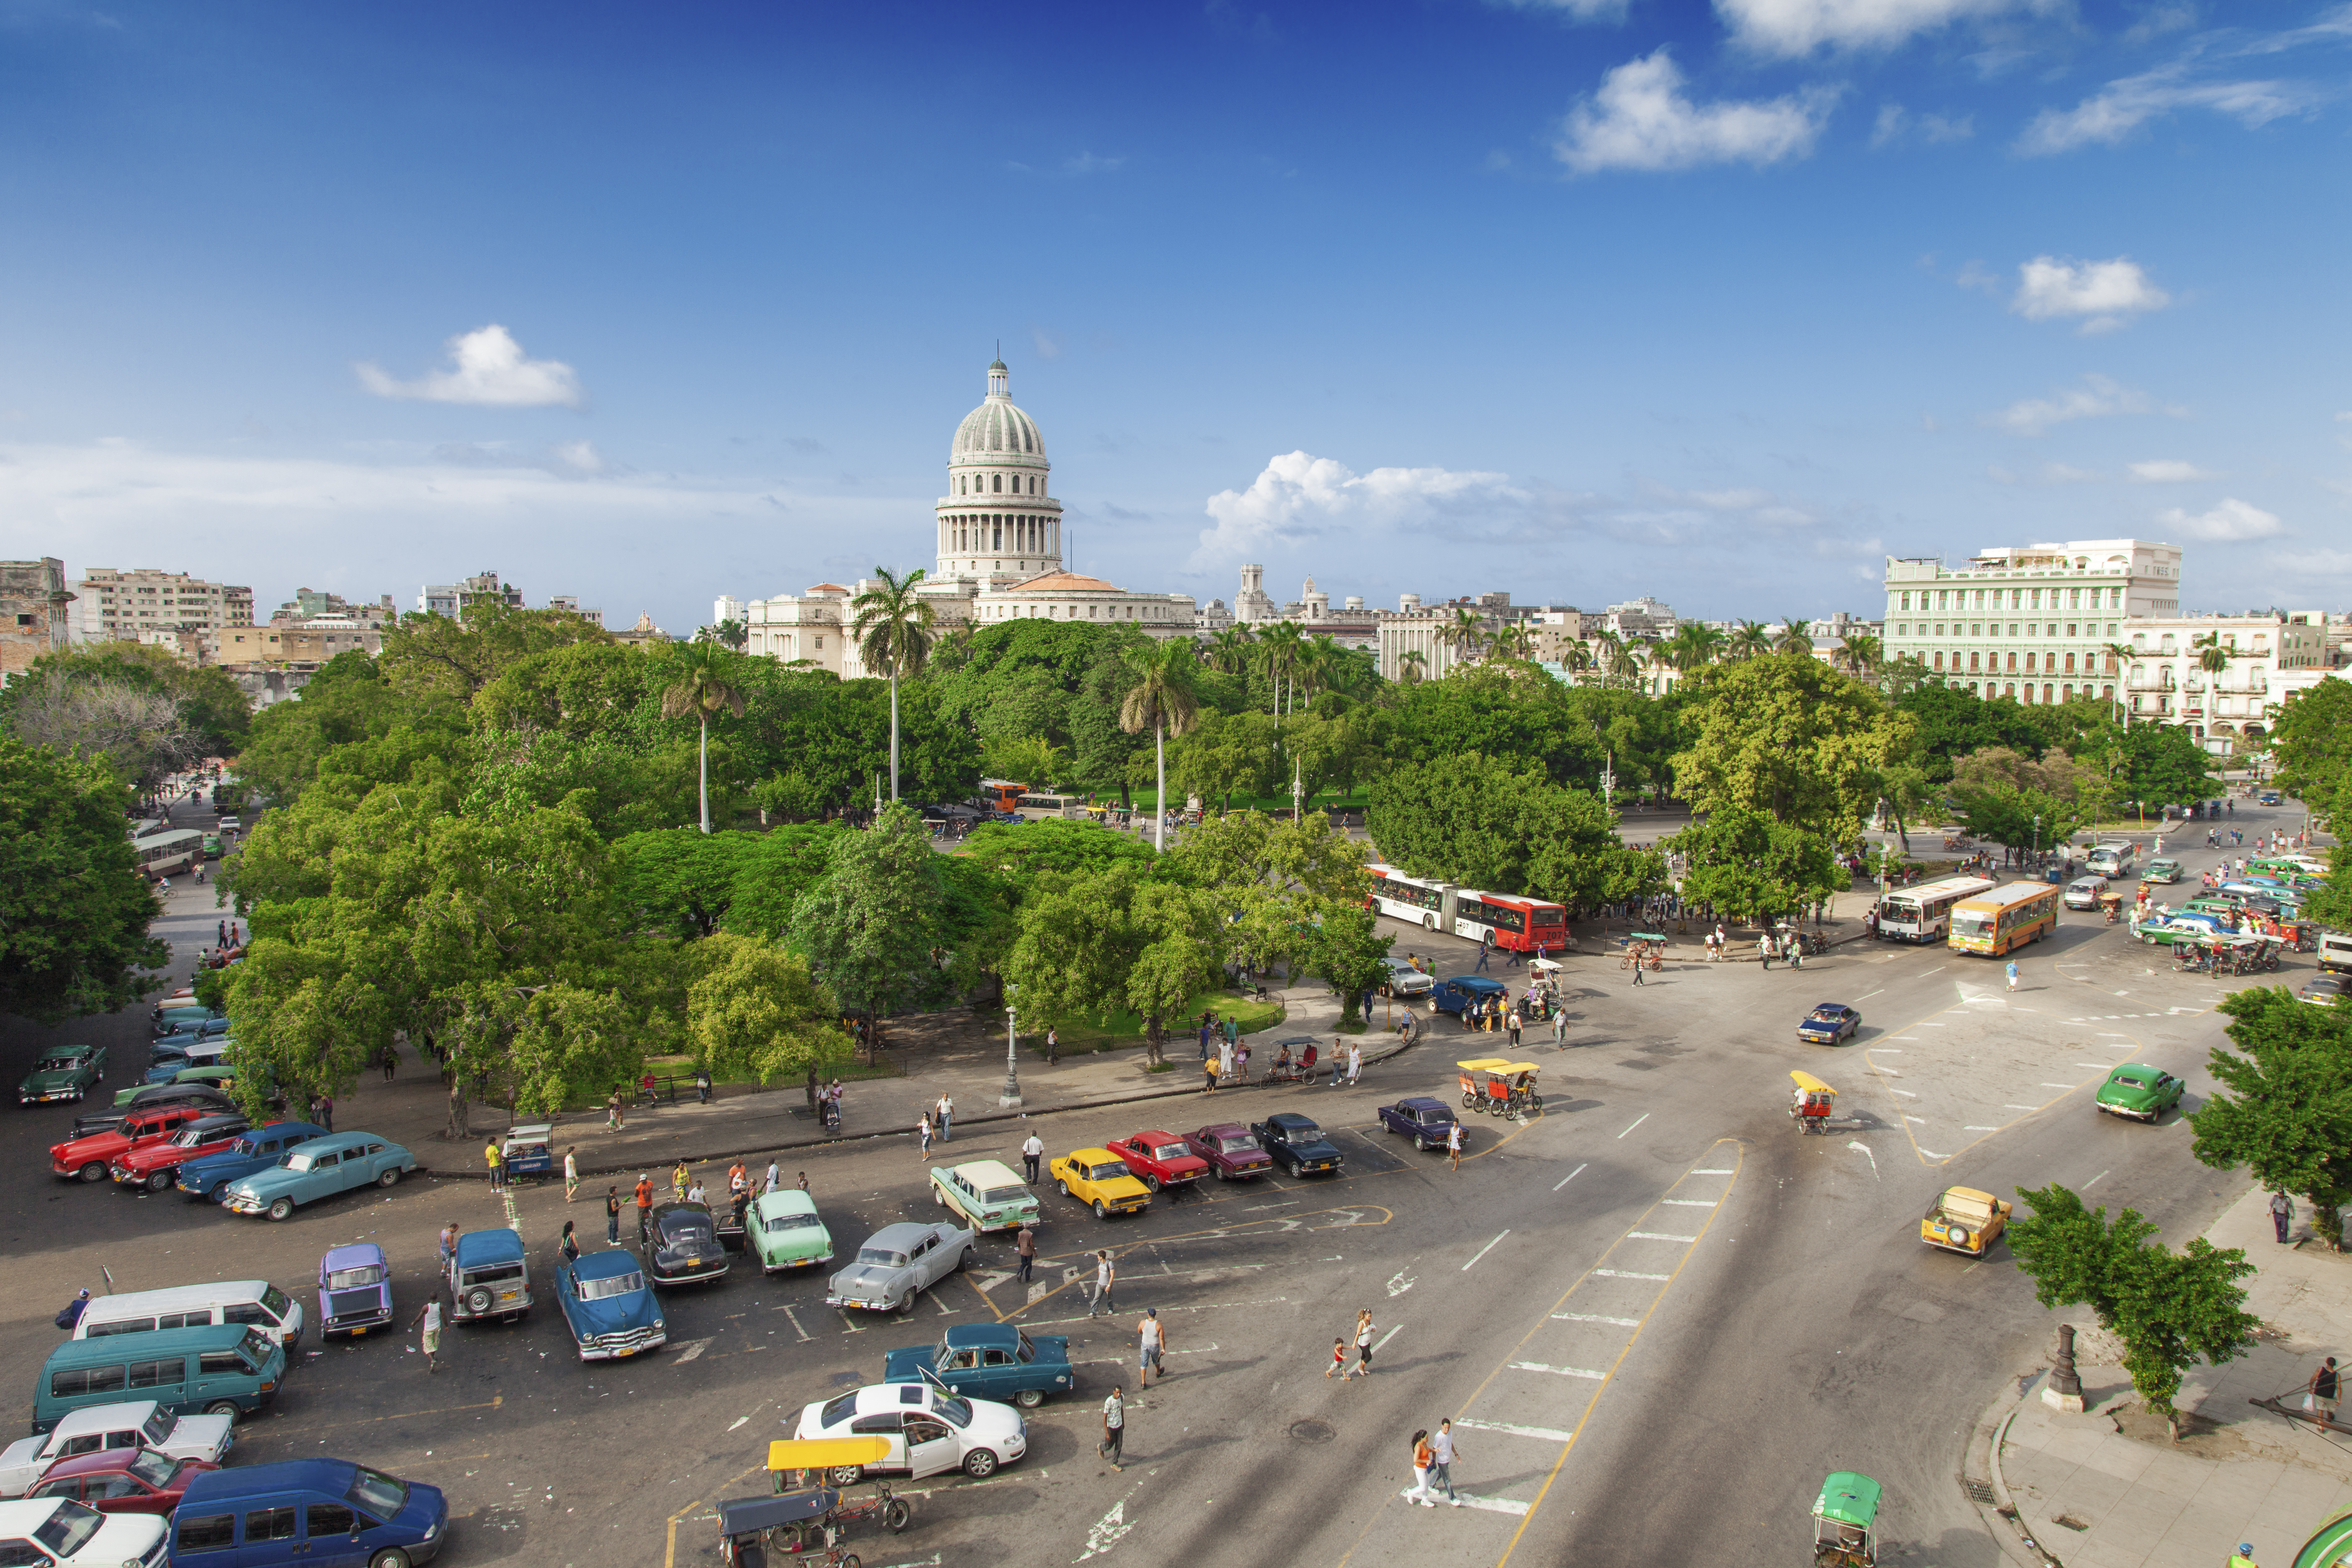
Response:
110,1112,252,1192
25,1446,219,1514
1105,1131,1212,1193
1181,1123,1274,1181
51,1104,214,1184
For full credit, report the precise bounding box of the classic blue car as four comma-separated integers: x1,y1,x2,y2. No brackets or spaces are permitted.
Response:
1376,1096,1460,1150
152,1011,227,1041
144,1040,233,1083
222,1131,415,1220
882,1323,1073,1408
319,1242,394,1338
175,1120,328,1202
1429,975,1509,1016
555,1248,667,1360
1249,1112,1345,1176
1797,1003,1862,1045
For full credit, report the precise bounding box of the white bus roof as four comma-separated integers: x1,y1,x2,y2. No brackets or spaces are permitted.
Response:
1955,882,2058,910
1883,876,1997,903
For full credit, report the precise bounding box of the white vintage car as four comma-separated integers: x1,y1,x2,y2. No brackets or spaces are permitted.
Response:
0,1401,234,1498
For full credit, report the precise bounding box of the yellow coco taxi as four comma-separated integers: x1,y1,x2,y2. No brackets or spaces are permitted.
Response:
1048,1148,1152,1220
1921,1186,2012,1255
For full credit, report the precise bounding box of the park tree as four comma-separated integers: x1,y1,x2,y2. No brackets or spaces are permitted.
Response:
2006,1182,2259,1438
377,601,611,701
2115,722,2219,817
1171,709,1282,812
791,804,952,1059
3,663,216,799
1672,653,1913,846
999,863,1224,1065
0,738,168,1023
2188,986,2352,1249
1667,806,1844,925
611,828,761,939
235,651,464,807
850,566,938,803
659,644,749,833
1367,753,1661,912
683,933,854,1110
1947,782,2081,861
2269,679,2352,928
958,819,1158,880
1120,639,1203,853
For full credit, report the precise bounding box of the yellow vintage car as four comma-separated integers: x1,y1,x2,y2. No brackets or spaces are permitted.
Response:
1920,1186,2012,1255
1048,1147,1152,1220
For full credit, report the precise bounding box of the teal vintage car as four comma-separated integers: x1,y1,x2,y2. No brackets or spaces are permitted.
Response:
2095,1063,2185,1122
223,1132,415,1220
18,1044,106,1106
750,1189,836,1275
882,1323,1074,1408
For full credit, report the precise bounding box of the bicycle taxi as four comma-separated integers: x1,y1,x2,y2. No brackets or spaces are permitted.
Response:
1811,1471,1882,1567
721,1436,903,1565
1789,1070,1836,1135
1620,933,1666,970
1457,1059,1543,1117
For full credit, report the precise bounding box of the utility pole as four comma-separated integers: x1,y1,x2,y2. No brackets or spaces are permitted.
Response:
999,984,1021,1109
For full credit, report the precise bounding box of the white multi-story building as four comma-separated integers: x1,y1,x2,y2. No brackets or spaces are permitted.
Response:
1602,596,1678,640
1882,539,2183,705
417,571,524,619
2116,615,2342,753
1197,566,1377,648
72,568,252,644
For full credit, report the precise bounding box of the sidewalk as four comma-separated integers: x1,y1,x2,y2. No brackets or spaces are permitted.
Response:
1988,1184,2352,1568
297,977,1425,1182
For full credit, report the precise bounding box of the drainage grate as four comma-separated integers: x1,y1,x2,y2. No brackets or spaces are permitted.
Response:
1289,1419,1336,1444
1962,1479,1996,1504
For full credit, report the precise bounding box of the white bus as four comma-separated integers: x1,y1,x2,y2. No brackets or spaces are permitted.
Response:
1877,875,1997,943
1014,793,1083,822
132,828,206,879
1366,864,1457,932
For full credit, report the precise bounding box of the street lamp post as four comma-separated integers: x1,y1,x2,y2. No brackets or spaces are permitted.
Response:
1000,984,1021,1109
2032,813,2042,871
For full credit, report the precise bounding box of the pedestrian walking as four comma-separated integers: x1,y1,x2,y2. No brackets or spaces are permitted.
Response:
2306,1357,2342,1425
1088,1250,1115,1318
319,1095,334,1132
563,1147,578,1202
1631,952,1646,986
1552,1011,1569,1048
1347,1043,1362,1085
1326,1337,1346,1378
1015,1223,1037,1284
634,1174,654,1243
935,1094,953,1142
918,1114,934,1158
605,1186,622,1245
1099,1385,1125,1470
764,1158,780,1195
412,1294,444,1373
1507,1008,1523,1046
559,1220,580,1264
1344,1309,1375,1378
1045,1025,1059,1063
484,1139,503,1191
1447,1118,1463,1171
1203,1056,1219,1094
1022,1132,1044,1184
685,1179,707,1205
2005,959,2019,993
382,1044,398,1083
1406,1429,1436,1506
671,1161,689,1202
2272,1190,2295,1243
797,1171,809,1192
1759,934,1774,970
1475,936,1491,973
217,920,228,946
727,1160,748,1201
606,1089,624,1133
437,1221,459,1272
1137,1308,1166,1386
1429,1420,1461,1505
2230,1543,2260,1568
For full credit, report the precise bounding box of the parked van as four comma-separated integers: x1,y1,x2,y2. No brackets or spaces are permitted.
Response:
2320,931,2352,977
73,1282,304,1352
169,1459,448,1567
2084,842,2136,878
34,1326,285,1434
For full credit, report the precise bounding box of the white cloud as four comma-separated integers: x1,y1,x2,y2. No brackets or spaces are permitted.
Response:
553,440,604,473
2018,67,2310,155
2159,496,2283,541
1983,373,2155,436
1195,451,1523,563
355,324,585,407
1716,0,2042,55
1554,49,1833,173
2040,462,2100,483
2010,255,2171,334
1871,103,1973,147
2128,459,2219,482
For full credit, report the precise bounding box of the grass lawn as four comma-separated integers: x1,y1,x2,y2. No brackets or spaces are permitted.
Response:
1026,990,1287,1058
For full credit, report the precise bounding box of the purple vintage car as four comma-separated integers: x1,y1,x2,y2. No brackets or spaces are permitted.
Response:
319,1241,394,1338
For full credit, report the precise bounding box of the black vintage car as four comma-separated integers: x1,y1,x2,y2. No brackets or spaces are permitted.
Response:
1376,1096,1459,1151
647,1201,732,1287
1249,1112,1345,1177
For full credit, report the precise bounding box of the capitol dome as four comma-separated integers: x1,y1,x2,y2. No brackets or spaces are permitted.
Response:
952,360,1047,467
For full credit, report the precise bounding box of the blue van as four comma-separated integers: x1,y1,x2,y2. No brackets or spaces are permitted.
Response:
170,1459,448,1566
1429,975,1509,1016
35,1325,285,1433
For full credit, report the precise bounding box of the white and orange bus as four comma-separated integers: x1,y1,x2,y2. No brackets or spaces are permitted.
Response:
1948,882,2060,957
1877,876,1997,943
1364,864,1568,952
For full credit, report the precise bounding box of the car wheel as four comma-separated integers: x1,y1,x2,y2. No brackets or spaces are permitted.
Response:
1214,1166,1228,1182
1056,1179,1070,1196
1093,1199,1108,1219
378,1166,400,1189
147,1171,172,1192
828,1465,864,1487
77,1161,105,1183
267,1197,294,1221
963,1448,999,1479
934,1189,946,1207
1014,1387,1044,1409
204,1400,241,1423
896,1291,916,1315
955,1245,972,1271
368,1550,412,1568
466,1285,495,1315
1142,1174,1160,1192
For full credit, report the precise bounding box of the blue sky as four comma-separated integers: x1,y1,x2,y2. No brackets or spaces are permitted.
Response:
3,0,2348,631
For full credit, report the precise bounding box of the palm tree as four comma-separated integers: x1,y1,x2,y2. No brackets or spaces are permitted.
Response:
1209,625,1256,676
1436,607,1486,671
850,567,937,803
1120,639,1204,853
1680,623,1727,669
1834,633,1883,683
1559,637,1595,683
1259,621,1305,715
1776,618,1816,658
660,644,747,833
1607,637,1646,689
2104,641,2136,727
2193,632,2231,678
1728,619,1774,660
1397,649,1427,686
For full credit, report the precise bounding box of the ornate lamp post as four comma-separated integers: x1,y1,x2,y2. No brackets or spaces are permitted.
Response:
999,983,1022,1109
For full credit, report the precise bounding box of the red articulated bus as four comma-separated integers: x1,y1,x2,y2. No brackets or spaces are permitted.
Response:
1365,864,1568,953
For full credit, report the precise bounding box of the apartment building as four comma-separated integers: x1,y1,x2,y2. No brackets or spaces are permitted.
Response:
0,558,73,677
547,596,605,630
268,589,397,628
1881,539,2182,704
206,625,383,672
72,568,253,644
417,570,525,618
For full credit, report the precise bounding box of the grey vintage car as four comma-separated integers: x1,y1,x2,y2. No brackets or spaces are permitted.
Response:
824,1220,975,1314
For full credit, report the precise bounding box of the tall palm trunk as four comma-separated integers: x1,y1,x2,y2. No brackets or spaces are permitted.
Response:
1153,720,1167,854
889,673,900,802
698,714,711,833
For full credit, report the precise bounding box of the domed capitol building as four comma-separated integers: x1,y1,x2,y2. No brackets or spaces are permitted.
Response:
720,360,1195,674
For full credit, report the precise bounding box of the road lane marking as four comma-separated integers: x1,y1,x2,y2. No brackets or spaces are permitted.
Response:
1553,1313,1641,1326
2042,1083,2077,1088
1616,1113,1648,1138
1855,988,1885,1001
2005,1104,2040,1110
2076,1063,2110,1069
1627,1232,1699,1242
1903,1116,1924,1124
1374,1323,1403,1353
1387,1270,1416,1297
1661,1199,1716,1207
1892,1089,1917,1097
1919,1149,1950,1159
2084,1169,2110,1188
782,1306,812,1342
1964,1126,1999,1131
1692,1168,1733,1174
1456,1418,1577,1442
1396,1487,1531,1516
1591,1268,1669,1280
1552,1162,1588,1192
1511,1361,1604,1379
672,1338,711,1363
1463,1230,1510,1270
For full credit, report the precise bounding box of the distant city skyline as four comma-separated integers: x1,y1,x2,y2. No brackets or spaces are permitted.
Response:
5,3,2348,633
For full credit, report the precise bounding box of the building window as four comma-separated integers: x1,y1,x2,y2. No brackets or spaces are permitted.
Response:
2006,652,2017,671
993,474,1003,493
1933,652,1945,671
1969,651,1981,671
2024,653,2036,672
2043,684,2054,704
2063,652,2075,673
1899,593,1911,612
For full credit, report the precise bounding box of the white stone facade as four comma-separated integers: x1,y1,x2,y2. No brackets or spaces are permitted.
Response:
1882,539,2182,699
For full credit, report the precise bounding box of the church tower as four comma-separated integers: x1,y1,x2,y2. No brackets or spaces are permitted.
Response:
936,360,1063,585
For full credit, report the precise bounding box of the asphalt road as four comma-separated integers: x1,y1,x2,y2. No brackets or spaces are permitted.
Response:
0,798,2311,1568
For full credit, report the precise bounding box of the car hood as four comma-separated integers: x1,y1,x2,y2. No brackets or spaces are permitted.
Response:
86,1510,168,1559
226,1166,309,1197
1797,1018,1843,1033
120,1140,220,1168
53,1131,132,1160
1091,1175,1152,1200
563,1288,659,1336
19,1068,83,1090
1282,1137,1344,1161
165,1413,235,1460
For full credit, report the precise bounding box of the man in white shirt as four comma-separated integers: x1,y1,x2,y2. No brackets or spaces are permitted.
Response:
764,1159,780,1194
1429,1419,1460,1505
412,1296,443,1373
1021,1132,1044,1184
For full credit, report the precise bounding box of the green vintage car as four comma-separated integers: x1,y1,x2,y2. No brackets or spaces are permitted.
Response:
2095,1063,2184,1122
930,1158,1040,1233
750,1189,837,1275
201,834,222,859
2143,858,2184,884
18,1044,106,1106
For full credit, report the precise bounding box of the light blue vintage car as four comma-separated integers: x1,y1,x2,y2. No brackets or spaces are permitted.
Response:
222,1131,415,1220
555,1248,666,1361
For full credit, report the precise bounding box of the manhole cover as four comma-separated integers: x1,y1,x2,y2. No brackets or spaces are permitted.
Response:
1289,1419,1335,1444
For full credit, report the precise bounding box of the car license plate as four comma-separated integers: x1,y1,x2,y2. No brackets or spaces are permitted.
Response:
616,1347,634,1357
352,1327,366,1336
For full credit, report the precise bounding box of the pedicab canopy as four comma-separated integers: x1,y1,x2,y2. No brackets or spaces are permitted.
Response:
767,1436,893,1472
1813,1473,1882,1529
2292,1506,2352,1568
1789,1070,1835,1098
1455,1058,1513,1074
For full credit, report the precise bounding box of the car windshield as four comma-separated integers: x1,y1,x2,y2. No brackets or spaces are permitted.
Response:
664,1215,715,1242
1090,1160,1130,1180
126,1447,177,1487
934,1396,973,1429
579,1269,647,1300
327,1264,386,1289
33,1500,102,1555
1809,1010,1841,1022
766,1212,821,1233
36,1055,75,1072
858,1247,909,1267
346,1465,408,1520
283,1152,317,1171
2110,1075,2147,1088
1217,1135,1259,1153
1151,1144,1189,1161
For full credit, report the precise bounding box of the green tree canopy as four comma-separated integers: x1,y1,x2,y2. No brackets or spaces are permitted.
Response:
1367,753,1661,912
998,862,1224,1064
2188,986,2352,1248
791,804,953,1056
377,601,612,701
1666,805,1844,923
1672,654,1913,845
0,738,168,1022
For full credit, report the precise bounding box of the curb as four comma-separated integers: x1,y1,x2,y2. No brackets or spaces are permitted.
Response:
437,1023,1426,1183
1973,1373,2068,1568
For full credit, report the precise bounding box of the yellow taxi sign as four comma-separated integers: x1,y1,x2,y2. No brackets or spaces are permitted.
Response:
768,1436,894,1471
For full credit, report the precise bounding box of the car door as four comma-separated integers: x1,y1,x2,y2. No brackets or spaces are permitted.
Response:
300,1500,371,1568
980,1347,1019,1398
902,1414,962,1480
848,1411,907,1470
